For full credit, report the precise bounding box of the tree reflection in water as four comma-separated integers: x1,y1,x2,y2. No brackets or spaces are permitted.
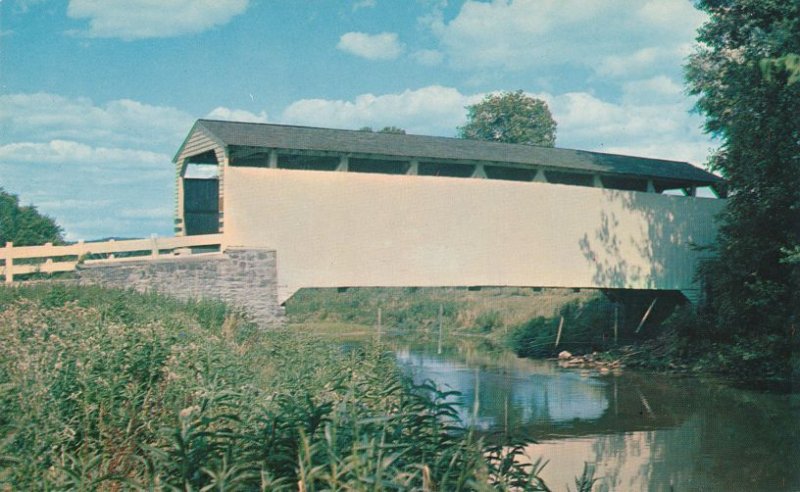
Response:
394,341,800,491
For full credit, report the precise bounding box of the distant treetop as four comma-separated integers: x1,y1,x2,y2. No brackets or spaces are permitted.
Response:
458,90,557,147
0,188,64,246
358,126,407,134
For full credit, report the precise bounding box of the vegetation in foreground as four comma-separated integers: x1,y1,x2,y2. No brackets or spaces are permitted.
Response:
0,284,597,491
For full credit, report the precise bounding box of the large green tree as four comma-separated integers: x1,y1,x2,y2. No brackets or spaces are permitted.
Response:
458,90,557,146
686,0,799,341
0,188,64,246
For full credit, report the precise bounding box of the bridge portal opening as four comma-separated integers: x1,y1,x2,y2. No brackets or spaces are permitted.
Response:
183,150,220,235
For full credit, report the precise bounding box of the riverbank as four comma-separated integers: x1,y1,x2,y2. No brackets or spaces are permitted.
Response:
286,287,797,389
1,284,587,490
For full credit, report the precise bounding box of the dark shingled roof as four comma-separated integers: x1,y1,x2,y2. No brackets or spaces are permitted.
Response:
180,119,722,185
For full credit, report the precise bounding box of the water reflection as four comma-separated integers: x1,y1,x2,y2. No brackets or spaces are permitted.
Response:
392,340,800,491
396,347,608,431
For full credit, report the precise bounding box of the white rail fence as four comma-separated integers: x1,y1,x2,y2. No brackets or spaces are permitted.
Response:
1,234,223,284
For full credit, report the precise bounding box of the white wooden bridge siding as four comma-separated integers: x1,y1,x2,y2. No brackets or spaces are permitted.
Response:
222,167,725,303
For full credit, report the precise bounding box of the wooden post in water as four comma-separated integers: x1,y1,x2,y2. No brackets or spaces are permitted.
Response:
635,297,658,334
614,303,619,345
472,367,480,424
437,303,444,355
504,394,509,439
554,315,564,347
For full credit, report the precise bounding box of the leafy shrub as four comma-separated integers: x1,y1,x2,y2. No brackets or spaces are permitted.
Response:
509,298,614,357
0,285,560,490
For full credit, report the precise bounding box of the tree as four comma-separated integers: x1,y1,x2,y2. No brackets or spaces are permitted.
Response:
458,90,556,147
0,188,64,246
357,126,407,134
685,1,800,343
378,126,406,135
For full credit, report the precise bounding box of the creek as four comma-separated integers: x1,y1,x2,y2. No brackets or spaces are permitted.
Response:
385,338,799,491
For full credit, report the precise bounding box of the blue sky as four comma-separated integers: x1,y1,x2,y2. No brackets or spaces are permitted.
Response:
0,0,716,241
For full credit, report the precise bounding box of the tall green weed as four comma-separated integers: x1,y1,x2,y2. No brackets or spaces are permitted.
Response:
0,285,565,490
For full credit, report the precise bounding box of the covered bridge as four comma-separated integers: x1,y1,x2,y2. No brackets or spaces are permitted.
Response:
174,120,725,303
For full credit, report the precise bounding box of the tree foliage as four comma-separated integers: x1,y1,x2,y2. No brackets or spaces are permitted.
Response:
357,126,407,134
378,126,406,134
686,0,800,341
458,90,557,147
0,188,64,246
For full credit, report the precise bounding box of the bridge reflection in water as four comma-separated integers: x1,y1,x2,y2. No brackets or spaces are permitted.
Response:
393,341,799,491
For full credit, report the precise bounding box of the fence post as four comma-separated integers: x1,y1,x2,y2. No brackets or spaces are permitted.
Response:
108,238,115,259
42,242,53,274
3,242,12,284
150,234,159,258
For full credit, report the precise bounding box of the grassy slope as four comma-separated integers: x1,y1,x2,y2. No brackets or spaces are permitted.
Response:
286,287,798,384
0,284,586,491
286,286,594,335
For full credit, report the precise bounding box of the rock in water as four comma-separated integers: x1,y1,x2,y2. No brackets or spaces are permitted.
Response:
558,350,572,360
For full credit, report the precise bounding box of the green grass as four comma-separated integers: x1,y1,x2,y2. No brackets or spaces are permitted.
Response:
0,284,595,491
285,287,595,340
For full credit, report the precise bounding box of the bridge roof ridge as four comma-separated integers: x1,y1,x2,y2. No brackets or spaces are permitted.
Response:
180,119,722,185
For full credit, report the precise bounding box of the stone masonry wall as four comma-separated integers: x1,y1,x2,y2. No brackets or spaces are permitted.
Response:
77,248,282,326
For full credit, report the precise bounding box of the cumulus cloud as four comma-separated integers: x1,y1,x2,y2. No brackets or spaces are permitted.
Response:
337,32,404,60
541,85,713,164
0,93,193,151
66,0,250,40
0,140,168,165
597,45,693,79
206,106,268,123
281,85,484,136
427,0,705,76
281,84,714,165
0,92,196,240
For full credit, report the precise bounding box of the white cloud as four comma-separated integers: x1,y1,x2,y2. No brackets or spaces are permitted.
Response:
282,84,714,165
541,86,713,164
412,49,444,66
281,85,484,136
0,140,168,165
206,106,268,123
352,0,376,10
337,32,404,60
66,0,250,40
428,0,706,76
0,93,194,151
597,45,693,79
0,92,196,240
621,75,683,103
